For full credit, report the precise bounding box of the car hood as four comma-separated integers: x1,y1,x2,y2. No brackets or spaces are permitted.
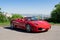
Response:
30,20,51,28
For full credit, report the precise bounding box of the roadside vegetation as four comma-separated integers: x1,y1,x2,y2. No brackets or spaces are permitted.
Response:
11,14,23,19
0,21,10,26
45,3,60,24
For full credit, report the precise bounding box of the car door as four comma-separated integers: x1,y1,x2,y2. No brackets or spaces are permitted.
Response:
19,19,26,29
14,19,22,28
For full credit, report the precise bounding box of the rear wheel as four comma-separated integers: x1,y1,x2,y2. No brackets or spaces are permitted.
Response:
10,23,14,29
26,24,31,32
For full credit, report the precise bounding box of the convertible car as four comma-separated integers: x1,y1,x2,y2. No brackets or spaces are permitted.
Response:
10,17,51,32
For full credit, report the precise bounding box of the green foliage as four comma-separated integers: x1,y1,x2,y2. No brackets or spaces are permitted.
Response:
0,12,7,22
0,8,1,10
7,17,11,21
12,14,23,19
51,3,60,23
44,18,52,22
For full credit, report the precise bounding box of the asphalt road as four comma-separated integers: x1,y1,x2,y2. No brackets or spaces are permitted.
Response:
0,24,60,40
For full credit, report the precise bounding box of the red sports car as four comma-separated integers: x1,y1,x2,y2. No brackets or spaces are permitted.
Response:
10,17,51,32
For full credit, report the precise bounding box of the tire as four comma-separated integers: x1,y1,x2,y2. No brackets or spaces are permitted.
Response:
10,24,14,29
26,24,31,32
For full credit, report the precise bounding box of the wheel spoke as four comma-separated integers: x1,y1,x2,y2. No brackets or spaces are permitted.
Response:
26,25,31,32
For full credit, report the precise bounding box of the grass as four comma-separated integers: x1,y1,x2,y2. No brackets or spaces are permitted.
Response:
0,22,10,27
50,22,55,25
50,22,60,25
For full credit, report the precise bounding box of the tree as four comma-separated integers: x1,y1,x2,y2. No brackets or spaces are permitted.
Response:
0,12,7,22
0,8,1,13
51,3,60,23
0,8,8,22
0,8,1,10
11,14,23,19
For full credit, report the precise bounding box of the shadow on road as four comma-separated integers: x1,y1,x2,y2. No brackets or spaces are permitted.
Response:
4,27,47,33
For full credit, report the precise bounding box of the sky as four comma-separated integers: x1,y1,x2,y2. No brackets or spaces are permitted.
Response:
0,0,60,15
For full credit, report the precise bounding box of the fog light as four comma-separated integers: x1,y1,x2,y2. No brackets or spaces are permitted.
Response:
42,29,45,31
38,28,45,31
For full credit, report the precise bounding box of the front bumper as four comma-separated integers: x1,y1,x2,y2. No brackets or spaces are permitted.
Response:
32,26,51,32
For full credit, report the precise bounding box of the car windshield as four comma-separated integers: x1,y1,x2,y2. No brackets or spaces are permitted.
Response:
27,17,38,21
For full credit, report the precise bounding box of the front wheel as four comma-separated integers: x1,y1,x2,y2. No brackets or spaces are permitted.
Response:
26,24,31,32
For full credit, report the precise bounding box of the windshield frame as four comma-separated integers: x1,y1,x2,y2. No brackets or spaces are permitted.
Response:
25,17,39,21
